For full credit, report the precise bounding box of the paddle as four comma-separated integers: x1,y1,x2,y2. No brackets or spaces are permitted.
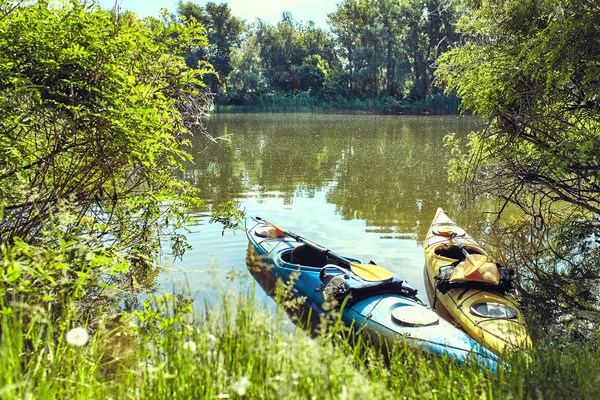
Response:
433,227,487,276
255,217,393,282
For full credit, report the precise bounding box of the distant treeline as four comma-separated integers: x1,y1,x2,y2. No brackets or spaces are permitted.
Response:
175,0,463,113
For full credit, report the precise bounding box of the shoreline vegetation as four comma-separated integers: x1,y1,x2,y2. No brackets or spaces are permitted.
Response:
215,93,462,114
3,284,600,399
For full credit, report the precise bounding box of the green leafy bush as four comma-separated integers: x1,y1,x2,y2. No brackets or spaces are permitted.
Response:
0,0,210,254
0,1,214,311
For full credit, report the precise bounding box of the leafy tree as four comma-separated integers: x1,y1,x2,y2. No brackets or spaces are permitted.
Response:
377,0,405,97
298,21,339,68
328,0,377,96
329,0,461,100
228,35,265,103
437,0,600,323
254,15,297,92
438,0,600,219
177,2,210,68
321,67,351,100
170,0,464,108
253,13,337,94
347,18,381,98
0,0,213,307
169,0,463,108
400,0,461,100
177,1,244,93
298,54,329,92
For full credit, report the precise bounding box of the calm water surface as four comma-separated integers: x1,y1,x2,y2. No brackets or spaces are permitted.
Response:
160,113,491,305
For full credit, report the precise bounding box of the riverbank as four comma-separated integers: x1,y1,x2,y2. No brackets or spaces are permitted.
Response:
2,286,599,399
215,93,462,115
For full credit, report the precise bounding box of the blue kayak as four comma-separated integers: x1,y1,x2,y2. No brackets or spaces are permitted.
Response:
246,218,500,371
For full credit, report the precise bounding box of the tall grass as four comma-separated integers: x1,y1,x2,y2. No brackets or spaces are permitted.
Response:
216,93,461,115
1,287,600,399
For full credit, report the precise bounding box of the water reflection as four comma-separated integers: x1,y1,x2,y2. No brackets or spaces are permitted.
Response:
185,114,481,238
170,113,486,302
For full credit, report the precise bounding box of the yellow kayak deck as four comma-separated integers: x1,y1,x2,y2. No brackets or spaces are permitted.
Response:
424,208,531,355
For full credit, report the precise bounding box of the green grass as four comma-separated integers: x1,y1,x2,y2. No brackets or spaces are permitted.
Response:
1,287,600,399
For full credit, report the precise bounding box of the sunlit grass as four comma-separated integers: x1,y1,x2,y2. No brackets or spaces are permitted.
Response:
1,287,600,399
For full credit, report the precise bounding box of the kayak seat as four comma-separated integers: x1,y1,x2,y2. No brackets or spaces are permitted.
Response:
435,245,482,260
291,245,328,267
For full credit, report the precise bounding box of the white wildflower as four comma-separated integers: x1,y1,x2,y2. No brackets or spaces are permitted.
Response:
215,394,230,399
208,334,217,342
183,341,197,354
231,376,250,396
65,327,89,347
340,385,348,400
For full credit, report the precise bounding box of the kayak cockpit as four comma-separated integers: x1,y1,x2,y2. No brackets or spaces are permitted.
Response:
289,244,328,267
434,244,483,260
278,244,363,271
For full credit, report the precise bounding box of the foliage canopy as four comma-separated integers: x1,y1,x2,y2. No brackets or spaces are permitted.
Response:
0,0,212,308
438,0,600,217
177,1,244,93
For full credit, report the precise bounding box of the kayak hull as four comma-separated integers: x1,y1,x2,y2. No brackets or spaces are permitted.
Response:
246,219,500,370
424,208,532,355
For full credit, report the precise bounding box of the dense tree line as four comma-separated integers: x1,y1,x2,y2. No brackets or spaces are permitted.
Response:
175,0,463,111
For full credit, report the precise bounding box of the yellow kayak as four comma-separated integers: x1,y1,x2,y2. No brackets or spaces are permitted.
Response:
424,208,531,355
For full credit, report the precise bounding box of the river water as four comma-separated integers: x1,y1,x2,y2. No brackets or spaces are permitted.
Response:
160,113,492,305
